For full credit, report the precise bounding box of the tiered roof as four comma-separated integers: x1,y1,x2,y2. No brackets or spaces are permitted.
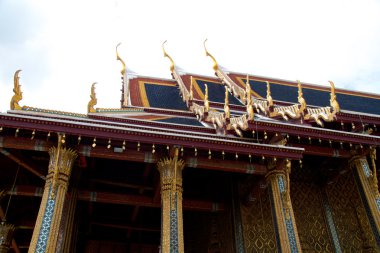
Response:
2,41,380,169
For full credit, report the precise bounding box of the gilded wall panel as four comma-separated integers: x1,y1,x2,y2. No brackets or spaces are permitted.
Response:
240,188,277,253
325,169,377,252
291,167,334,252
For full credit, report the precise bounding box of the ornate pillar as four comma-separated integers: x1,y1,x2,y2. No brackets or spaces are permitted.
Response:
350,151,380,248
28,135,77,253
157,148,185,253
265,159,302,253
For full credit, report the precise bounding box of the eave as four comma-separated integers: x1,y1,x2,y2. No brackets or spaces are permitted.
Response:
0,112,304,160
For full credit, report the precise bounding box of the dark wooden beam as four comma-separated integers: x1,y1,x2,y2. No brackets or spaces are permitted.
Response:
7,185,225,212
0,148,46,179
91,221,160,232
90,179,154,191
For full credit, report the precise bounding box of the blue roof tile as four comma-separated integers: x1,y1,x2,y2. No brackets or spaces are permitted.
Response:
144,83,188,111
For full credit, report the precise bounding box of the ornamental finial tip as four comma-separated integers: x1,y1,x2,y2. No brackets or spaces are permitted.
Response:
204,39,219,72
162,40,175,73
116,43,126,76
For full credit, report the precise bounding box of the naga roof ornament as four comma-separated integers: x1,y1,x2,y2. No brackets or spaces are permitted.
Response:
297,80,307,114
246,75,254,121
224,86,230,119
329,81,340,113
189,76,194,101
10,70,23,110
266,81,274,107
204,84,209,113
87,82,97,113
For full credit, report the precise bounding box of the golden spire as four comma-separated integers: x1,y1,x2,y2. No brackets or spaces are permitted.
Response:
10,70,23,110
87,82,97,113
189,76,194,100
116,43,126,76
266,81,273,106
204,84,209,112
297,80,307,110
328,81,340,113
162,40,175,73
246,75,254,121
224,86,230,119
204,39,219,72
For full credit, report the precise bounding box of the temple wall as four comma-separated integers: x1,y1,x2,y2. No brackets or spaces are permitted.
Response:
240,188,277,253
291,166,334,252
325,168,377,251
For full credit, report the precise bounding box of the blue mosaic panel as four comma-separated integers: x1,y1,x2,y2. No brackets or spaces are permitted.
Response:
278,176,285,193
36,191,56,253
284,217,299,253
321,191,342,253
277,176,299,253
376,198,380,211
360,160,371,177
170,193,179,253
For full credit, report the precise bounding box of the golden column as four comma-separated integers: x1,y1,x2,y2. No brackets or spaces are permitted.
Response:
265,159,302,253
157,148,185,253
350,149,380,248
28,134,77,253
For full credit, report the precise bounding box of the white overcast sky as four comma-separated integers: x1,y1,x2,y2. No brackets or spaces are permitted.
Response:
1,0,380,113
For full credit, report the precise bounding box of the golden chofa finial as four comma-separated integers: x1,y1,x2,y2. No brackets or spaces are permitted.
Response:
296,80,307,111
204,84,209,112
204,39,219,72
266,81,273,107
246,75,254,121
328,81,340,113
224,86,230,119
162,40,175,73
10,69,23,110
87,82,97,113
116,43,126,76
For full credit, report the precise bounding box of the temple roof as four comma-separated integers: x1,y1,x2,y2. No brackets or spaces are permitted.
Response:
3,43,380,164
